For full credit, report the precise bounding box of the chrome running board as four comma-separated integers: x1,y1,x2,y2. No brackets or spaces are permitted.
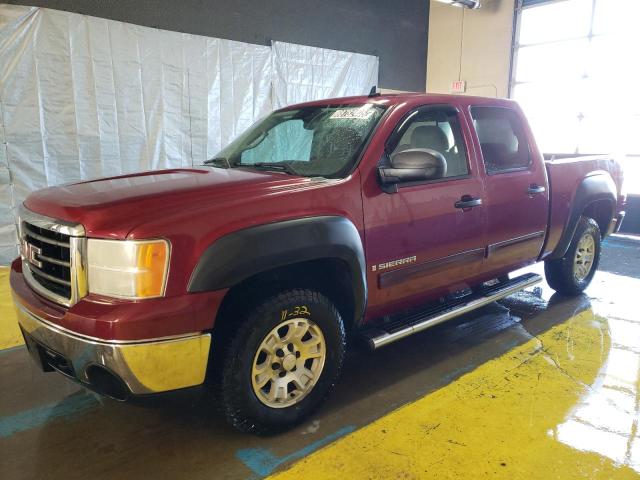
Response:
361,273,542,350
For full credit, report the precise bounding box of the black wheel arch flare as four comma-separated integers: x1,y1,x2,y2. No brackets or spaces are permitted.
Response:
188,216,367,324
549,172,616,260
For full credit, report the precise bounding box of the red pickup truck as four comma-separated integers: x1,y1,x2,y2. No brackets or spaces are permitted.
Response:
10,93,625,433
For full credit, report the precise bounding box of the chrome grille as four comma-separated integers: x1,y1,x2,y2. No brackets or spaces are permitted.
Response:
23,223,72,298
19,206,87,307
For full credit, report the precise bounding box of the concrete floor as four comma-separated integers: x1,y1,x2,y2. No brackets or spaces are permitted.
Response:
1,235,640,479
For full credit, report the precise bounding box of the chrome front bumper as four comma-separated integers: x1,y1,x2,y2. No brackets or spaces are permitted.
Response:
16,304,211,397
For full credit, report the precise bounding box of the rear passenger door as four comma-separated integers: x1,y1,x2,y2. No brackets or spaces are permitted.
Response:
470,106,549,274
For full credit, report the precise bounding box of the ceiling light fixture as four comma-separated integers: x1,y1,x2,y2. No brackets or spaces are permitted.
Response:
435,0,481,9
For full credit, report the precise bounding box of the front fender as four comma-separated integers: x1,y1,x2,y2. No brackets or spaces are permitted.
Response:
188,216,367,322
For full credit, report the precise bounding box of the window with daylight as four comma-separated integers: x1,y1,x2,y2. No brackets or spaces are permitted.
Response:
513,0,640,191
471,107,531,174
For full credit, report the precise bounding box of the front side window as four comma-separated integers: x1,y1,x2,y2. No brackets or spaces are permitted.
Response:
209,104,386,178
471,107,531,174
389,107,470,178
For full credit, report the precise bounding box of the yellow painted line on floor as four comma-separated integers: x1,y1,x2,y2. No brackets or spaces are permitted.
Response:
269,309,640,479
0,266,23,350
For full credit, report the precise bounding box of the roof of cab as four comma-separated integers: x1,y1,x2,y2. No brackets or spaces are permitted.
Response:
280,92,520,111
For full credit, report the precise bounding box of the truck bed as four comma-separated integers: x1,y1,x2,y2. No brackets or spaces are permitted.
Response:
543,154,624,258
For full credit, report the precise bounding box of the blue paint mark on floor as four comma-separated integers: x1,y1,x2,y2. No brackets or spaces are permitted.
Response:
0,392,99,438
603,239,639,250
236,425,356,477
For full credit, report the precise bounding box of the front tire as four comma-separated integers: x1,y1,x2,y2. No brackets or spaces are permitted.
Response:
219,289,346,434
544,216,601,295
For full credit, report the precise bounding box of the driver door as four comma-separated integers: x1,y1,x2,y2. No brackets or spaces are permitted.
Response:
363,105,487,318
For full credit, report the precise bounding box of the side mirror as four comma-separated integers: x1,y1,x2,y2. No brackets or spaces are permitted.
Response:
378,148,447,192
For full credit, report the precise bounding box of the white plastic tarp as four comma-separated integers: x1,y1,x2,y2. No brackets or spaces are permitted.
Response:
0,5,379,264
271,40,379,109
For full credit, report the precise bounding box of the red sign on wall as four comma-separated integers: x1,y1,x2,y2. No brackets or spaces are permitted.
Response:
451,80,467,94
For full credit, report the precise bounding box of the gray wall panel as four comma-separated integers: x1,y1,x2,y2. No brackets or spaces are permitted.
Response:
7,0,428,92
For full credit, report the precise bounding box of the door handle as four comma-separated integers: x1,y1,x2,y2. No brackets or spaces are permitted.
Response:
454,195,482,210
527,184,546,195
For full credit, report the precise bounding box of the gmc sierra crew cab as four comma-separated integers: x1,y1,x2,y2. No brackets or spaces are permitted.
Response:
10,93,626,433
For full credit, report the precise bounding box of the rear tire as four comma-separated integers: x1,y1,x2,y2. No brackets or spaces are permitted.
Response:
218,289,346,434
544,216,601,295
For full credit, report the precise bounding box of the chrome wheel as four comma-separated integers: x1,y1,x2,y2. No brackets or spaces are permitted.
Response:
251,318,326,408
573,232,595,282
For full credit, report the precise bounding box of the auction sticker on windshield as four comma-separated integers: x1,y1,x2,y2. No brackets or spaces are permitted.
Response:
330,106,375,120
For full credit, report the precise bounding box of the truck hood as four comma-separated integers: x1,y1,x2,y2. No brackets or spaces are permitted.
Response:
24,168,317,239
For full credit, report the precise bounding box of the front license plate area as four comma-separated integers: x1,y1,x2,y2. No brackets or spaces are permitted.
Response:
20,327,75,377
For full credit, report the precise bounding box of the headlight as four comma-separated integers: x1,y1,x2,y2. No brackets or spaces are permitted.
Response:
87,239,170,299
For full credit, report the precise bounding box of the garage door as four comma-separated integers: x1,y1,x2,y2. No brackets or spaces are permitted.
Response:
512,0,640,195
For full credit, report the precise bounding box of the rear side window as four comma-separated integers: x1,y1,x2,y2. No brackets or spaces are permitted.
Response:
470,107,530,174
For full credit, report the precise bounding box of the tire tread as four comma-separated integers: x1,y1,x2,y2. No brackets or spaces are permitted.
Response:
218,288,345,434
544,216,601,295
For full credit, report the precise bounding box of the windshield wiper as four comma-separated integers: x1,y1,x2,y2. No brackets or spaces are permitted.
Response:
203,157,230,168
241,162,299,175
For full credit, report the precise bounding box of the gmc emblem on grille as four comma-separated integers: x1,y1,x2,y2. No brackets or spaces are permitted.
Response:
23,242,43,269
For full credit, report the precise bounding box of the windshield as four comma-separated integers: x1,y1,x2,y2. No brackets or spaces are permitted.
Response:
207,104,386,178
